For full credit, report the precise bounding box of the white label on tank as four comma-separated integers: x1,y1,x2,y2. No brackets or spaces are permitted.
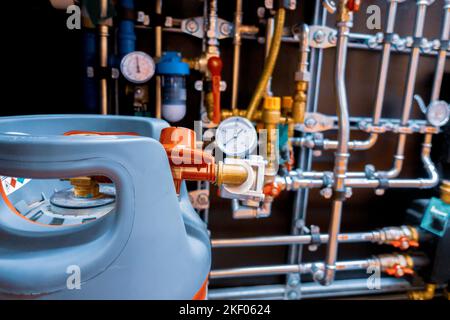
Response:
1,176,31,196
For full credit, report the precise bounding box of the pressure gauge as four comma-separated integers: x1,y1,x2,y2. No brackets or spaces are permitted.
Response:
120,51,155,84
426,100,450,127
216,116,258,157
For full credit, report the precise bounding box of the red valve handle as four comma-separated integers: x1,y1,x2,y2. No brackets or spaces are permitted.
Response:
385,264,414,278
347,0,361,12
207,56,223,124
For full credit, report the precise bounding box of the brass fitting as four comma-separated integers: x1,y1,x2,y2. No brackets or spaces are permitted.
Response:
292,81,308,124
216,162,248,186
221,108,259,121
408,283,437,300
70,177,100,199
440,180,450,204
262,97,281,176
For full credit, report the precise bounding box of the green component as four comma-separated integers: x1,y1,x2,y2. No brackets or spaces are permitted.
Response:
421,197,450,237
278,124,288,165
278,124,288,149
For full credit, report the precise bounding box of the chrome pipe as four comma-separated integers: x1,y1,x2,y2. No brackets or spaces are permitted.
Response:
290,0,327,268
211,232,376,248
265,16,275,96
231,0,243,110
210,260,370,279
208,278,418,300
321,1,352,286
378,0,430,179
319,0,402,152
431,0,450,102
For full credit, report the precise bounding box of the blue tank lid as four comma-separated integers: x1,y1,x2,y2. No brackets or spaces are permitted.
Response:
156,51,190,76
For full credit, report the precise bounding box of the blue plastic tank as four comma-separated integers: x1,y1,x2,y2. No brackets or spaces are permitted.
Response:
0,115,211,299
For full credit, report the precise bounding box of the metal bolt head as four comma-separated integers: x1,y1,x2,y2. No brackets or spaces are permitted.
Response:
313,30,325,43
288,277,300,287
305,117,317,128
185,19,199,33
345,187,353,198
320,187,333,199
219,22,232,36
312,269,325,283
287,290,298,300
375,188,385,196
313,150,322,157
328,32,337,45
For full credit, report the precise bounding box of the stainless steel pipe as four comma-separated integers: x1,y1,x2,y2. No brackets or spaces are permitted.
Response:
318,0,402,152
378,0,430,179
208,278,419,300
320,0,352,286
431,0,450,102
212,232,376,248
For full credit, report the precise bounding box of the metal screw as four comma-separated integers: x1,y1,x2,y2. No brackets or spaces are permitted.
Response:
313,30,325,44
305,117,317,128
328,32,337,45
288,277,300,287
345,187,353,199
312,269,325,283
186,19,199,33
320,187,333,199
287,290,298,300
375,188,385,196
219,22,231,36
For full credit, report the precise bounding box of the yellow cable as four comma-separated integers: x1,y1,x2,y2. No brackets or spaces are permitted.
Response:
246,8,286,120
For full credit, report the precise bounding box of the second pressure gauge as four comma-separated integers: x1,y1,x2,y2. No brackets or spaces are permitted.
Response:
216,116,258,157
120,51,155,84
426,100,450,127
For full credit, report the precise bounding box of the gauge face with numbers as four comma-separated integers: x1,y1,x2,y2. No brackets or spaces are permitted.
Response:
120,51,155,84
216,116,258,157
427,100,450,127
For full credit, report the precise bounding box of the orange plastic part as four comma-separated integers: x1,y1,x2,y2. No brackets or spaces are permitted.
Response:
347,0,361,12
192,279,209,300
207,56,223,124
263,182,282,198
385,264,414,278
160,127,216,193
389,237,419,250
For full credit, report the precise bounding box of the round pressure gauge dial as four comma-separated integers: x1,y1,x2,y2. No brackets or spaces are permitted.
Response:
427,100,450,127
120,51,155,84
216,116,258,157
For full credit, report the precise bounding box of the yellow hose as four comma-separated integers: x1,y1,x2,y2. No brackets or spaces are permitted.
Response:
246,8,286,120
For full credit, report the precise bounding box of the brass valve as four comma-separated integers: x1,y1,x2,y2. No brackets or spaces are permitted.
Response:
378,253,415,278
262,97,281,176
70,177,100,199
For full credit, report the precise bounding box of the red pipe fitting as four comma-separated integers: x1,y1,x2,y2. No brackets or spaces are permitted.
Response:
160,127,216,193
347,0,361,12
207,56,223,124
